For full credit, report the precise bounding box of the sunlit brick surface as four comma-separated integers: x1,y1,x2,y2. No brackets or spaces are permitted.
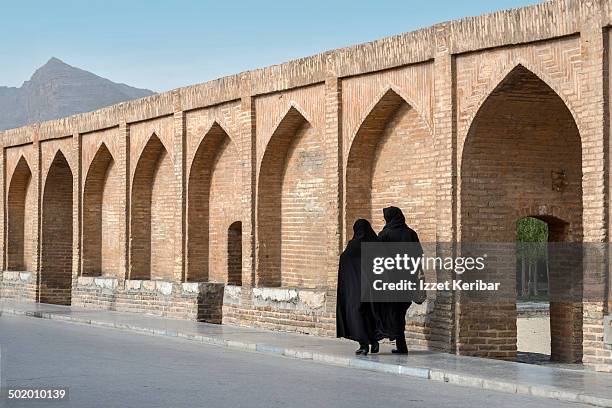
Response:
1,0,611,372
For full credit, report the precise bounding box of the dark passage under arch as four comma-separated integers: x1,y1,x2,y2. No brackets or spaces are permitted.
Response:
227,221,242,286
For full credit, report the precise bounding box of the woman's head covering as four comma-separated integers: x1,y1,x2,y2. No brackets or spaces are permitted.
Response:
352,219,378,242
383,206,407,229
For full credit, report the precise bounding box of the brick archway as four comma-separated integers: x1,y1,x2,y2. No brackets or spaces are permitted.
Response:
459,65,583,362
187,122,241,283
82,143,122,277
256,105,326,288
345,88,435,240
227,221,242,286
40,150,74,305
7,156,34,271
130,134,176,281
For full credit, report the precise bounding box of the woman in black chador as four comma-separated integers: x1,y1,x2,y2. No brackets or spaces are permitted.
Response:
336,219,381,355
376,206,422,354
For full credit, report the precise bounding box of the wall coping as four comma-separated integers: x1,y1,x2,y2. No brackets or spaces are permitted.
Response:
2,271,33,282
75,277,224,296
251,286,327,310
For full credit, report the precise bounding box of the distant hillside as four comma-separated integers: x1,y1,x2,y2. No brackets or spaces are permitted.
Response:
0,57,155,131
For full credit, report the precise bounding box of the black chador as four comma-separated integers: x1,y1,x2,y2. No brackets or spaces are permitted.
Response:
373,206,423,354
336,219,381,355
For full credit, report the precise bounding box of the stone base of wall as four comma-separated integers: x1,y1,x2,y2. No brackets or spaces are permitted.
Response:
517,302,550,318
405,300,437,350
0,271,37,301
72,277,224,323
583,302,612,373
222,286,335,336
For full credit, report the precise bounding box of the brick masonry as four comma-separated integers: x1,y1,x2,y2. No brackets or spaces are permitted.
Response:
0,0,611,372
72,277,224,322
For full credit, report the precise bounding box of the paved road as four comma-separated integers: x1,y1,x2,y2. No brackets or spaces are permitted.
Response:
0,315,591,408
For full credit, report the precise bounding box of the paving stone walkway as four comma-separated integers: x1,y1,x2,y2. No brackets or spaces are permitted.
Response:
1,299,611,407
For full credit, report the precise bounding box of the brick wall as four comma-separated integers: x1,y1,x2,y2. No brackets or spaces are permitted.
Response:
0,271,37,301
187,123,242,283
82,143,123,276
255,85,327,288
130,134,177,280
345,89,435,242
222,285,334,336
72,277,224,322
6,157,34,271
1,0,611,373
40,151,73,305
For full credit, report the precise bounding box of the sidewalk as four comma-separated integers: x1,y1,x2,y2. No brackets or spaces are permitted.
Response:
1,300,611,407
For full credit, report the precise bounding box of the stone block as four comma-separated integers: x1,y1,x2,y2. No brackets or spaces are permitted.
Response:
604,315,612,346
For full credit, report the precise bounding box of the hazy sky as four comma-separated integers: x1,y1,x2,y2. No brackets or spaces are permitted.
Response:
1,0,540,92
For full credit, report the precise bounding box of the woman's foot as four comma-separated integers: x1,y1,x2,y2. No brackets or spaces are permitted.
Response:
355,344,369,355
392,336,408,354
370,342,379,354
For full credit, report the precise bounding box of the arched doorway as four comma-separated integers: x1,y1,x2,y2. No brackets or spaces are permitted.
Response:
227,221,242,286
7,156,35,271
82,143,121,277
516,215,582,363
40,151,74,305
345,89,435,248
130,134,176,280
345,89,435,240
460,65,583,362
187,123,241,283
256,106,326,288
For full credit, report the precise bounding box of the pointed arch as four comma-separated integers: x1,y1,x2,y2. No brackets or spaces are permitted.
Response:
347,86,433,152
130,133,177,280
463,62,582,143
40,150,73,305
259,106,310,176
459,64,583,363
187,122,241,282
7,156,34,271
345,88,436,241
82,143,121,277
256,105,326,287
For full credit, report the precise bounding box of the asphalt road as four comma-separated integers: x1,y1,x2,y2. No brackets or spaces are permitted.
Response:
0,315,591,408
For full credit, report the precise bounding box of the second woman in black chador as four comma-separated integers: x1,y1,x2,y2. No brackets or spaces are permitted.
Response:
374,206,423,354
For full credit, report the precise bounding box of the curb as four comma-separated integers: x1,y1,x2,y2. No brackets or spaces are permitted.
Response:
1,307,610,408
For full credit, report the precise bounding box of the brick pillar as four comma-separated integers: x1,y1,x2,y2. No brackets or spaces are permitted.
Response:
1,146,5,271
118,122,130,280
579,1,611,370
324,77,342,293
73,133,82,286
173,93,187,282
605,23,612,373
33,129,42,280
432,23,457,353
240,93,256,288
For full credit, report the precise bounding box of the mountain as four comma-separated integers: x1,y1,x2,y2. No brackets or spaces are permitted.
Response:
0,58,155,131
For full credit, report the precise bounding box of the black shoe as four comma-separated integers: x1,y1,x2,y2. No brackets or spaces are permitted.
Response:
355,345,369,355
393,336,408,354
370,342,379,354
